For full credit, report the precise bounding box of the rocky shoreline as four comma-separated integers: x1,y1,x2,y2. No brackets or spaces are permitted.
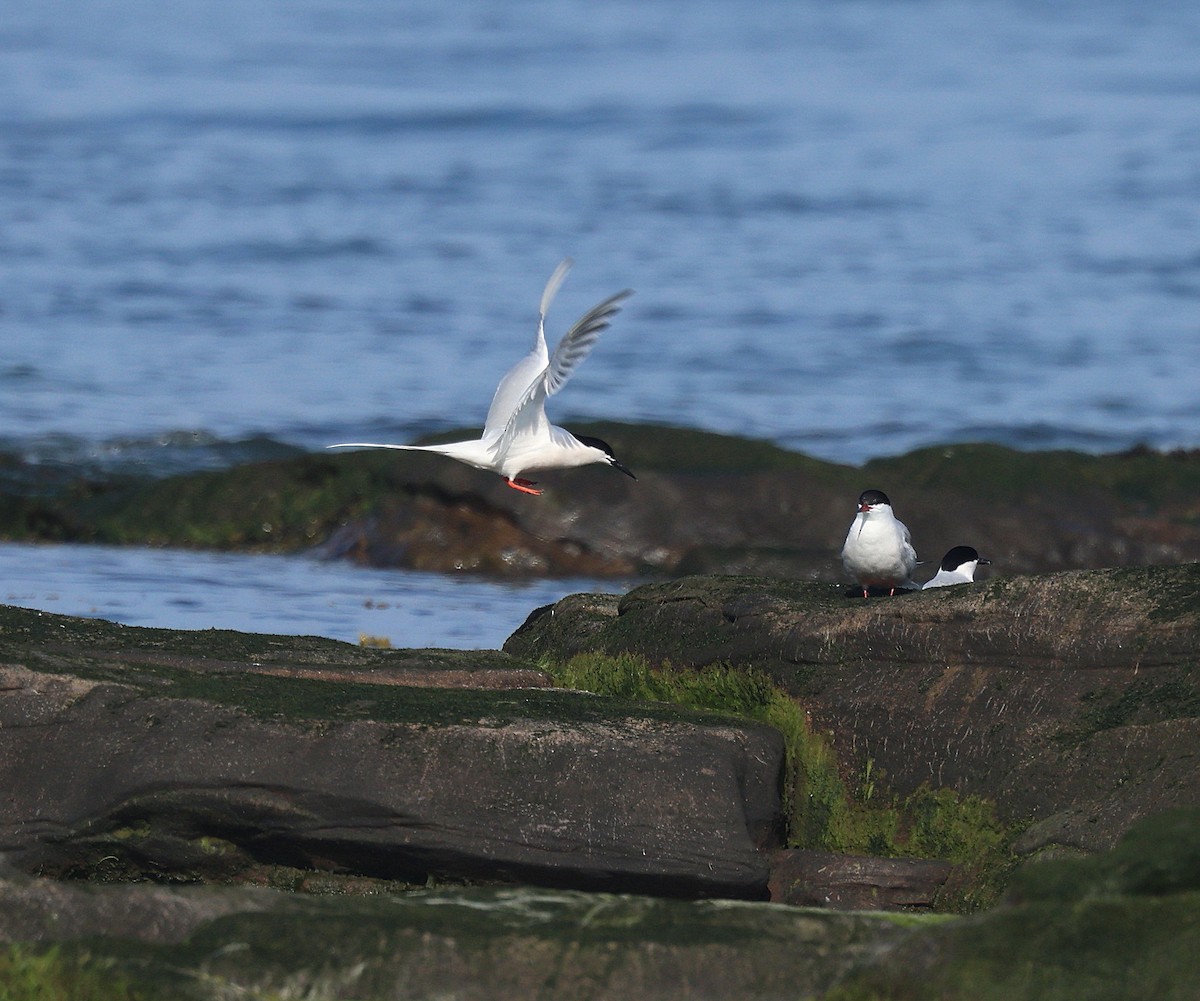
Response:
2,428,1200,997
4,424,1200,579
2,560,1199,997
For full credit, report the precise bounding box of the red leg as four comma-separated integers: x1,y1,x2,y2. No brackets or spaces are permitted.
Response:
506,478,543,496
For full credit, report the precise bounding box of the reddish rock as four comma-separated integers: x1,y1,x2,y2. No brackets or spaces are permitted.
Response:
769,850,953,910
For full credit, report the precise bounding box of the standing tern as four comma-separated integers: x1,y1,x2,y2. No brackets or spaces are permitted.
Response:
840,489,919,597
922,546,991,589
328,259,636,496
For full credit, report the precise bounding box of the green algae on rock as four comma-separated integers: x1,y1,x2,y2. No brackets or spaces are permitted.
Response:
0,944,146,1001
538,650,1017,912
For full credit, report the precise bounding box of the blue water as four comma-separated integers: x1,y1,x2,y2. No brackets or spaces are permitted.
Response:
5,0,1200,469
0,542,611,649
2,0,1199,643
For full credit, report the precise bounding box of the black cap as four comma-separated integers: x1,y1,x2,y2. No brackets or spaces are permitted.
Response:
940,545,990,570
857,489,891,507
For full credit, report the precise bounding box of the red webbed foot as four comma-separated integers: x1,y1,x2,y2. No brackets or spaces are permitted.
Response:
506,477,543,496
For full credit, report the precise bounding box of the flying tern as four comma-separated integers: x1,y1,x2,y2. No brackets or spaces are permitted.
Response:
840,488,919,597
329,259,635,496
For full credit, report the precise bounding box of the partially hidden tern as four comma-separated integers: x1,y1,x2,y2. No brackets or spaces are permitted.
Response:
922,545,991,589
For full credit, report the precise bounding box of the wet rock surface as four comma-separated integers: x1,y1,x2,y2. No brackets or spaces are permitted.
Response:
505,564,1200,857
0,605,783,900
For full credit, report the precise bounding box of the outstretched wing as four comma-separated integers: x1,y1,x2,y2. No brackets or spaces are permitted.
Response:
483,259,572,437
544,288,632,398
490,287,633,460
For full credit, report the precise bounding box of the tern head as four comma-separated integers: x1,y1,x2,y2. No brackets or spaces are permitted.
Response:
577,435,636,480
941,545,991,574
856,488,891,514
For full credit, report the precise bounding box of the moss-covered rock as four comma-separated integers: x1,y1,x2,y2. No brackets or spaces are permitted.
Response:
831,809,1200,1001
505,567,1200,875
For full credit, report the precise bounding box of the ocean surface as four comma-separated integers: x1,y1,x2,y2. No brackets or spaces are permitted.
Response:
0,542,616,649
2,0,1198,645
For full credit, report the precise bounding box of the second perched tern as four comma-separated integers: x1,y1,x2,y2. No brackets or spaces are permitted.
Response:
329,259,636,496
840,488,919,597
922,546,991,589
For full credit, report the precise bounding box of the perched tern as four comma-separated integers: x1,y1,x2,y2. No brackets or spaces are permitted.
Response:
328,259,636,496
840,489,918,597
922,546,991,589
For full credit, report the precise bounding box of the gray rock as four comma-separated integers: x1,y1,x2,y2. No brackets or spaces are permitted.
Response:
0,606,783,900
0,866,281,943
